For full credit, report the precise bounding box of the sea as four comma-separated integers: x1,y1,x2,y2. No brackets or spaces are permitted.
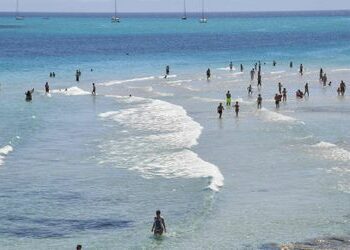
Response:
0,11,350,249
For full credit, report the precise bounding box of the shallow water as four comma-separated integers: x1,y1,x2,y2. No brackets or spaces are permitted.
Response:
0,11,350,249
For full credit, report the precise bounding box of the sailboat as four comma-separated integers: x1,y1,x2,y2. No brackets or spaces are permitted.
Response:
181,0,187,20
199,0,207,23
15,0,23,20
111,0,120,23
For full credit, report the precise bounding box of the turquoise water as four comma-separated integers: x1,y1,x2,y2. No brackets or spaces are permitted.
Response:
0,11,350,249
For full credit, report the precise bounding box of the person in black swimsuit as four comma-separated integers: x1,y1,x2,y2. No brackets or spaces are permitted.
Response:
152,210,166,236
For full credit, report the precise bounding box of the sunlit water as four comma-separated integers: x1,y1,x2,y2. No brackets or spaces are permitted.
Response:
0,11,350,249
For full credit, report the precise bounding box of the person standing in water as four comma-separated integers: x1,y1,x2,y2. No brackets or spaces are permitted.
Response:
257,73,262,88
282,88,287,102
257,94,262,109
92,83,96,95
164,65,170,78
340,80,346,96
151,210,166,236
304,83,309,96
278,82,283,94
206,68,211,80
75,70,80,82
299,64,304,76
323,74,328,86
226,91,232,106
250,68,255,81
247,84,253,96
274,93,281,109
45,82,50,93
217,103,224,119
229,62,233,71
290,61,293,68
234,101,240,117
240,64,244,72
25,88,34,102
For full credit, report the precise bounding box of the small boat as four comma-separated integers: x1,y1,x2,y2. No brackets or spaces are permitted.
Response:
199,0,207,23
111,0,120,23
15,0,23,20
182,0,187,20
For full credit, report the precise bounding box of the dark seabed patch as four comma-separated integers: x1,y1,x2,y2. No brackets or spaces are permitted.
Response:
0,216,133,238
260,236,350,249
0,25,23,29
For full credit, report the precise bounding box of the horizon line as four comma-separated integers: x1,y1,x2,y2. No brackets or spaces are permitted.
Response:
1,9,350,14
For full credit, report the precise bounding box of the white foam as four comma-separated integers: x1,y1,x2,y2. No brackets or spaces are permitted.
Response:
167,79,192,85
217,67,236,71
312,141,350,162
51,87,90,96
258,108,302,123
232,72,244,76
0,145,13,166
192,96,223,103
271,71,285,74
159,74,177,79
332,68,350,72
99,98,224,191
99,76,155,86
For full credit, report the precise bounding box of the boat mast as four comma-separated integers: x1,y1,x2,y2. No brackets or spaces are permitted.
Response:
184,0,187,19
16,0,19,17
202,0,205,20
114,0,117,18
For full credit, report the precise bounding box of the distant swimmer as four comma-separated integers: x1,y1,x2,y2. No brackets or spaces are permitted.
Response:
45,82,50,93
290,61,293,68
217,103,224,119
92,83,96,95
250,68,255,81
340,80,346,96
151,210,166,236
49,72,52,78
319,68,323,80
282,88,287,102
322,74,327,86
52,72,55,78
75,70,80,82
274,93,282,108
273,60,276,67
247,84,253,96
234,101,240,117
164,65,170,78
240,64,244,72
278,82,282,94
25,88,34,102
299,64,304,76
206,68,211,80
229,61,233,71
304,83,309,96
254,63,257,71
257,94,262,109
226,91,232,106
296,89,304,98
76,244,82,250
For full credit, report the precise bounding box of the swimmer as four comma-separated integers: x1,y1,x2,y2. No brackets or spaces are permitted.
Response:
76,245,82,250
217,103,224,119
257,94,262,109
240,64,244,72
151,210,166,236
165,65,170,78
226,91,232,106
296,89,304,98
340,80,346,96
290,61,293,68
25,88,34,102
322,74,327,86
273,60,276,67
319,68,323,80
92,83,96,95
234,101,240,117
229,61,233,71
75,70,80,82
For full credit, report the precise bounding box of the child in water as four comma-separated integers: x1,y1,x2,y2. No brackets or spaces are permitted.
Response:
152,210,166,236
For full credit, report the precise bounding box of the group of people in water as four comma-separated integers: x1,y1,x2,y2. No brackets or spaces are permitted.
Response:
216,61,347,118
